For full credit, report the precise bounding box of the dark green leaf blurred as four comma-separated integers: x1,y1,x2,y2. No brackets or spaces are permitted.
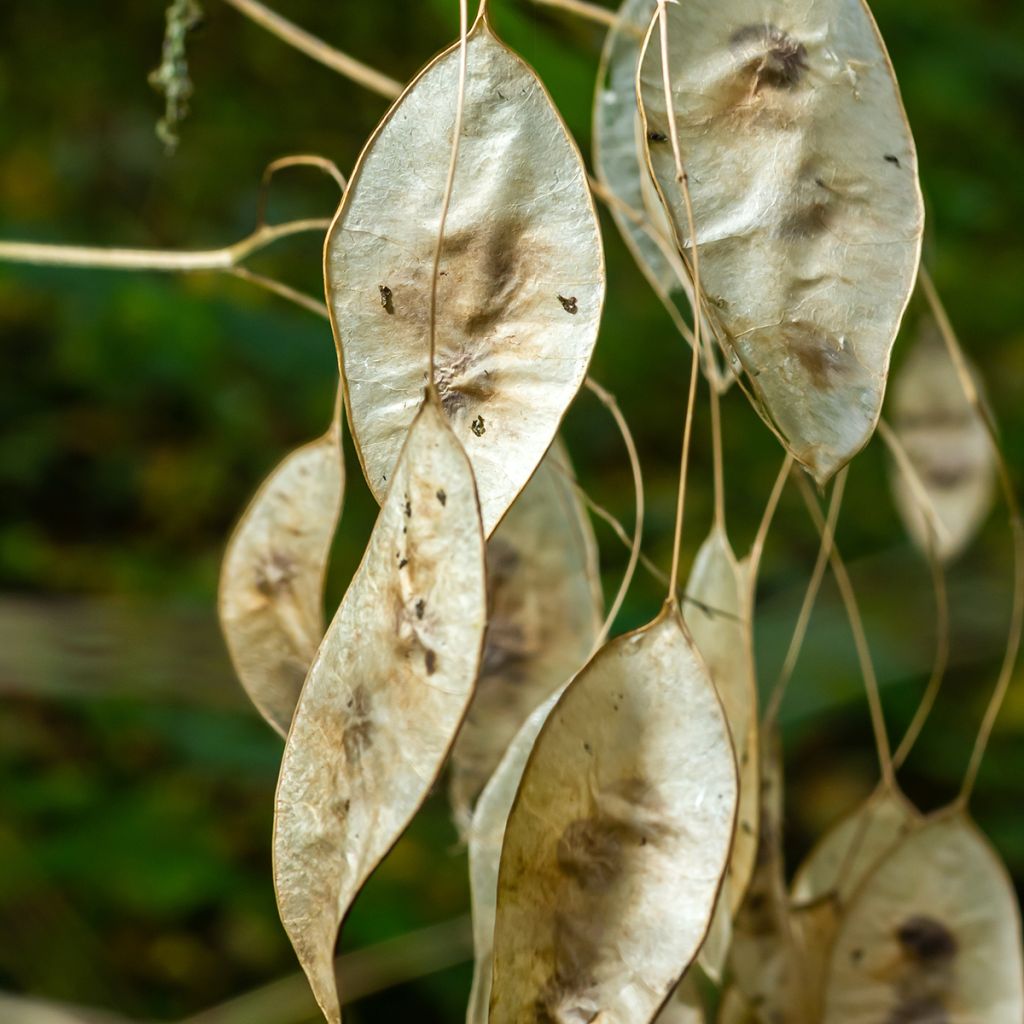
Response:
0,0,1021,1019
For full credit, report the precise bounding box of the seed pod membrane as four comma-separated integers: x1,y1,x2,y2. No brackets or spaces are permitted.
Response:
450,440,603,832
466,691,562,1024
273,399,486,1024
792,785,919,910
327,16,604,536
638,0,924,484
822,812,1024,1023
218,423,344,736
685,529,758,919
490,608,736,1024
889,316,994,562
654,972,706,1023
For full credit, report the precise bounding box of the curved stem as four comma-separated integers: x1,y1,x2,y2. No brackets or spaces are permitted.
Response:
708,368,725,533
748,454,794,583
526,0,619,28
877,418,950,769
227,266,330,320
221,0,402,99
428,0,470,393
256,155,346,229
584,378,644,646
763,466,846,727
917,267,1024,805
0,218,330,273
795,471,894,789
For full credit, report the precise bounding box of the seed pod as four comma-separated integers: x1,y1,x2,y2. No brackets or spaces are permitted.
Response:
638,0,924,484
654,972,706,1023
326,15,604,536
685,529,758,917
822,811,1024,1023
490,608,736,1024
450,440,603,832
273,398,486,1024
889,316,995,562
218,420,344,737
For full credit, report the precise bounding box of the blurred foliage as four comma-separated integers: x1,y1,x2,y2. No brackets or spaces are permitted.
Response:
0,0,1022,1020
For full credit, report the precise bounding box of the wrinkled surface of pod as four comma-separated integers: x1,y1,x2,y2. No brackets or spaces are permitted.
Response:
889,317,994,562
273,399,486,1023
218,423,344,736
327,17,604,535
450,441,602,831
822,812,1024,1023
638,0,924,483
490,609,736,1024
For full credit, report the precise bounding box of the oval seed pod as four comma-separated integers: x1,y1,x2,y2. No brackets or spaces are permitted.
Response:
326,15,604,536
889,316,995,562
685,530,759,918
638,0,924,484
466,690,562,1024
489,608,737,1024
822,812,1024,1024
273,399,486,1024
218,419,344,736
450,440,603,832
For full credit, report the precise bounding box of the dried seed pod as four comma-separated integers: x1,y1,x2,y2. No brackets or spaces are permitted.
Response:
450,440,603,831
326,15,604,536
638,0,924,483
792,785,920,910
490,608,736,1024
273,399,486,1024
466,690,562,1024
889,317,995,562
594,0,678,297
685,529,758,917
218,420,344,736
822,812,1024,1023
655,972,706,1023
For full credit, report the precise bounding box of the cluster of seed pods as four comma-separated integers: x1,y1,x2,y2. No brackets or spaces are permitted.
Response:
214,1,1023,1022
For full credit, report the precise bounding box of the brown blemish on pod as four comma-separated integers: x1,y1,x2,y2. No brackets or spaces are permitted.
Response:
342,686,374,765
378,284,394,313
729,24,809,91
558,295,579,315
773,320,851,390
254,552,298,597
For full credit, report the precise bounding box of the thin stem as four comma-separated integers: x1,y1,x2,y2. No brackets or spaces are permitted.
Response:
877,418,950,769
795,471,894,788
526,0,619,28
181,915,472,1024
584,378,644,646
428,0,470,392
0,218,330,273
748,454,794,582
708,368,725,533
647,0,703,600
221,0,402,99
763,466,846,726
917,267,1024,804
255,154,346,229
227,266,331,320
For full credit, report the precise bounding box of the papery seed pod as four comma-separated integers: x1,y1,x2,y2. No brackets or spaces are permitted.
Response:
273,398,486,1023
326,14,604,536
638,0,924,484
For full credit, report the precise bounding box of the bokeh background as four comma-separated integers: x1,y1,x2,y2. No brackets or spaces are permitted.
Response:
1,1,1022,1021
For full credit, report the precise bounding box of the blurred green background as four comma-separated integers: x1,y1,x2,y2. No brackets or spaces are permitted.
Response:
0,0,1022,1020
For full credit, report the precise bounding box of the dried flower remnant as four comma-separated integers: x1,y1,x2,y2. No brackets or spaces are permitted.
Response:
218,421,344,737
149,0,204,152
638,0,924,483
889,316,995,562
326,15,604,536
822,813,1024,1024
450,440,603,831
273,400,486,1024
490,609,736,1024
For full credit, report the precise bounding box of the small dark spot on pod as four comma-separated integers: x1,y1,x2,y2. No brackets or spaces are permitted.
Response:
850,947,864,964
583,741,592,754
558,294,579,315
436,488,447,506
424,649,437,675
884,153,901,167
471,415,486,437
896,916,958,963
378,284,394,314
647,130,668,143
415,598,426,619
403,498,412,518
730,23,808,91
398,557,409,569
